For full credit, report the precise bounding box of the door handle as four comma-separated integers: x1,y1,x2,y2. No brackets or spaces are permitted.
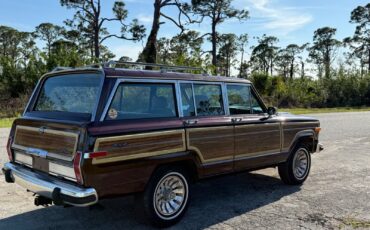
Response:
231,118,243,123
184,119,198,125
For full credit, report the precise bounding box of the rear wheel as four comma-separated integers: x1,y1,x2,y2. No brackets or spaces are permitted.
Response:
278,145,311,185
140,166,190,227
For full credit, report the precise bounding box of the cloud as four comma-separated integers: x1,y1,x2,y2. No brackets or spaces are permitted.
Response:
111,43,144,61
235,0,313,35
137,14,153,24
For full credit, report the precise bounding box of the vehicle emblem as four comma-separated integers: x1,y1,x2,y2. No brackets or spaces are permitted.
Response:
39,126,46,134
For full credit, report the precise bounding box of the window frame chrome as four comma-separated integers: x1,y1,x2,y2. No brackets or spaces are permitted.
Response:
225,82,252,115
178,80,226,117
23,78,41,116
25,70,105,122
99,78,180,121
100,78,257,121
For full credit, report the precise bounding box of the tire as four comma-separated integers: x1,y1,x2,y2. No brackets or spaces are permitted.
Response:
139,166,191,227
278,145,311,185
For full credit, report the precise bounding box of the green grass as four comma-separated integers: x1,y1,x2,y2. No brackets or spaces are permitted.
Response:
280,107,370,115
340,217,370,229
0,117,16,128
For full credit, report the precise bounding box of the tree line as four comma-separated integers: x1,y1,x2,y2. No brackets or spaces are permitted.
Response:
0,0,369,117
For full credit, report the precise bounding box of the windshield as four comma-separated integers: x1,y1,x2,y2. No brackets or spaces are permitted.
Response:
34,73,102,115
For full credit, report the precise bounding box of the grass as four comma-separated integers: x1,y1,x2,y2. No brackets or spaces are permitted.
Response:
340,217,370,229
0,117,16,128
280,107,370,115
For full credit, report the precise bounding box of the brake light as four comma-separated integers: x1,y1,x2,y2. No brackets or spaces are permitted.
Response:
6,137,13,161
73,151,83,184
315,127,322,133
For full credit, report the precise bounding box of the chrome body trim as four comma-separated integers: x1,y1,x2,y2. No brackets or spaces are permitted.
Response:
99,78,179,121
91,74,106,121
100,78,258,121
3,162,98,207
222,82,230,116
175,81,183,117
23,79,41,116
24,70,105,122
316,143,324,153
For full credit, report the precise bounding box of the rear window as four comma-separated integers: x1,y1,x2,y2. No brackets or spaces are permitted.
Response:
34,74,102,114
105,82,177,120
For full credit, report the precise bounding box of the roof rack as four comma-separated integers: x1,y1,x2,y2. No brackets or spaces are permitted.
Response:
51,63,102,72
51,66,74,72
104,60,208,75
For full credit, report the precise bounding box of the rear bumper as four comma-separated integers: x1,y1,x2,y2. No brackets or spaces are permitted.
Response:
2,162,98,207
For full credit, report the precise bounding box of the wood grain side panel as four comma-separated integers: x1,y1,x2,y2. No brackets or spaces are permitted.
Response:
93,130,186,164
12,126,78,158
187,126,234,163
282,122,319,150
235,123,281,158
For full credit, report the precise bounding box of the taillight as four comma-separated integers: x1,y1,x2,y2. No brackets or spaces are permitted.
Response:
6,137,13,161
84,151,108,159
73,151,83,184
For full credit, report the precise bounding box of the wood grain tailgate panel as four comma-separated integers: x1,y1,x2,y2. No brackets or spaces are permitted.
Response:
12,126,78,159
93,130,186,164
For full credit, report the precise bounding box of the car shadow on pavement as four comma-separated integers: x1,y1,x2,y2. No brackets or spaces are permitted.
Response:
0,170,300,230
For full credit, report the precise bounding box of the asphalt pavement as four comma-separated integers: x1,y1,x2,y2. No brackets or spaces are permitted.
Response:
0,112,369,229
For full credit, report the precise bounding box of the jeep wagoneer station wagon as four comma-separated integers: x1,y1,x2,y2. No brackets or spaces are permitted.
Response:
2,61,323,227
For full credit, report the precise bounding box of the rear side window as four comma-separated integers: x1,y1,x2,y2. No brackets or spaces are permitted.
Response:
227,84,252,115
105,83,177,120
194,84,224,116
179,83,225,117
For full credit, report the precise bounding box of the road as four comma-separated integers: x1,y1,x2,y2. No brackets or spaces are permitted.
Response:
0,112,369,229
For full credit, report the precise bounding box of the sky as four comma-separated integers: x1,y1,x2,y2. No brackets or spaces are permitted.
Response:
0,0,368,62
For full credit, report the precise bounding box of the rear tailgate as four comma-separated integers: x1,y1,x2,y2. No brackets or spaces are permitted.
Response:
10,118,87,182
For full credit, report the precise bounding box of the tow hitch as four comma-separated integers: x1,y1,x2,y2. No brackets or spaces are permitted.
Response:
34,195,53,206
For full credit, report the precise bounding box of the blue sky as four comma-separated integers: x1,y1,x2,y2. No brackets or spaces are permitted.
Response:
0,0,368,60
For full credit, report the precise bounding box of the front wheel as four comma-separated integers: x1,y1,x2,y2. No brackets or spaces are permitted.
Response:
140,166,190,227
278,146,311,185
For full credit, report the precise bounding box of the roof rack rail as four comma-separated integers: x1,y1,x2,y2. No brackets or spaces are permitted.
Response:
104,61,208,75
51,63,103,72
51,66,74,72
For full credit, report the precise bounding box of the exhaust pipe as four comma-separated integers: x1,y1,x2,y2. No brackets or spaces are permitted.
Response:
34,196,53,206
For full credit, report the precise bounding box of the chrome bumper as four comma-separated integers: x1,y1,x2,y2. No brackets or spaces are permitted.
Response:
316,143,324,153
2,162,98,207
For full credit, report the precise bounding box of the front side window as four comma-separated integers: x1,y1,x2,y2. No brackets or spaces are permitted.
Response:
227,84,252,115
34,73,102,114
250,91,264,114
194,84,224,116
105,83,177,120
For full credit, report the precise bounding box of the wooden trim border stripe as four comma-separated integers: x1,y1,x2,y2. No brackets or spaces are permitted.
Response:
92,130,186,164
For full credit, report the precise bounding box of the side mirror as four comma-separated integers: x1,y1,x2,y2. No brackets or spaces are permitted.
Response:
267,107,277,116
